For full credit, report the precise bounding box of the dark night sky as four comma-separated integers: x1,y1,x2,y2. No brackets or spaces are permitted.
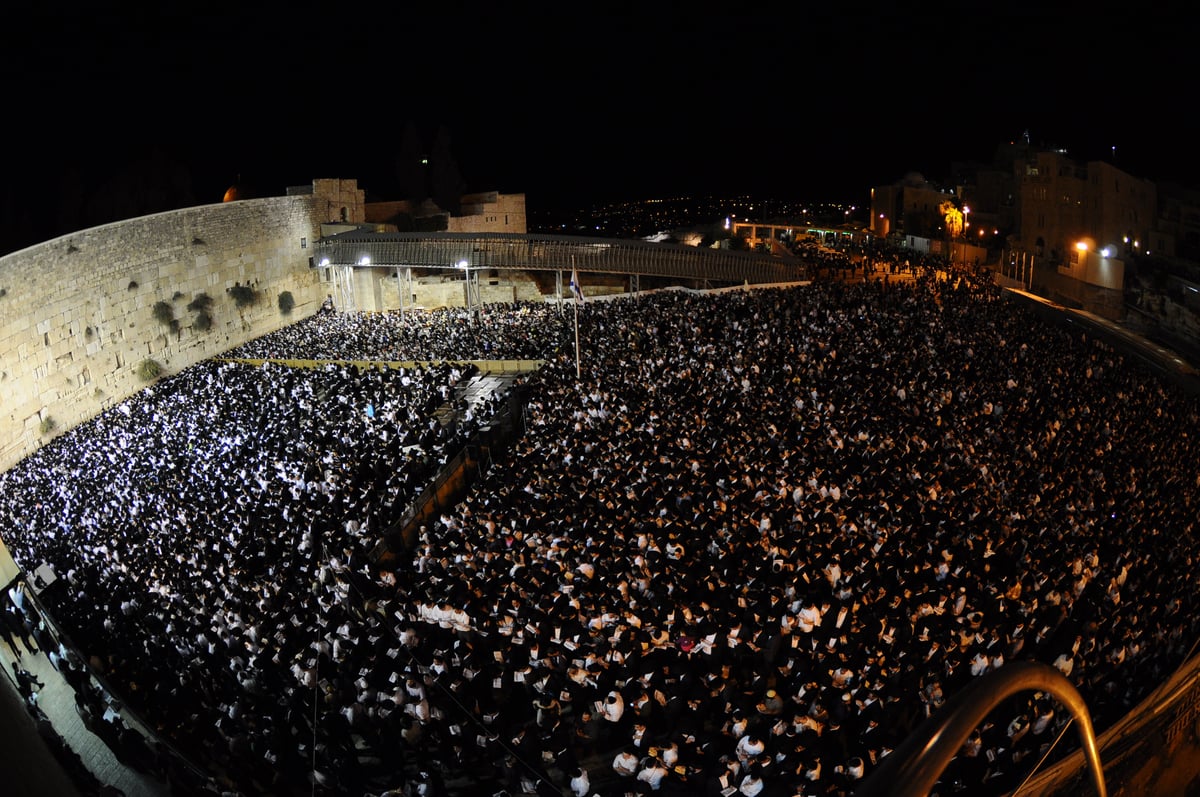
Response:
5,2,1198,249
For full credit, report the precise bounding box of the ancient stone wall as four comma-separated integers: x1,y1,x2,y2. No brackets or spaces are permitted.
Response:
0,195,325,470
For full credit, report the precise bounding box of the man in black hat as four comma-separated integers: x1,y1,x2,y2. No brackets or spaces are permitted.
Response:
11,661,44,699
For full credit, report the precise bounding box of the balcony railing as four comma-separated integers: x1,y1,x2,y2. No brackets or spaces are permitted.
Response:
853,661,1106,797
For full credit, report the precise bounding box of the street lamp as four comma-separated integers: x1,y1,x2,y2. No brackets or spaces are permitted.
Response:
456,259,475,314
960,206,971,265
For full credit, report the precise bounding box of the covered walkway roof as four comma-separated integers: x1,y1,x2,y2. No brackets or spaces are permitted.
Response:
313,231,804,284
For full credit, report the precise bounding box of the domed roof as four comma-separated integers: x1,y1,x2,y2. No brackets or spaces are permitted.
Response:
222,184,242,202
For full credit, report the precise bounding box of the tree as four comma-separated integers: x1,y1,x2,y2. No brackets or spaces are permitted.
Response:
939,201,964,238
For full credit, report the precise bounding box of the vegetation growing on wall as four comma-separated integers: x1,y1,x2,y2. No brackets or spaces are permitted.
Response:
137,359,163,381
38,417,56,436
152,301,175,326
278,291,295,315
228,283,259,308
187,293,213,313
187,293,214,332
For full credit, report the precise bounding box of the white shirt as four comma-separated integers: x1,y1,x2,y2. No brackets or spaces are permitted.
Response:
736,735,765,760
569,770,591,796
612,752,639,776
637,762,668,790
600,692,624,722
739,775,765,796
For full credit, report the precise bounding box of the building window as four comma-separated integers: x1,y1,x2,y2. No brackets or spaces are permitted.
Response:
301,237,307,249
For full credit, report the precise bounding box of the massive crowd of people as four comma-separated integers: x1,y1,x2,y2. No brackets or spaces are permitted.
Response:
1,271,1199,797
226,303,572,363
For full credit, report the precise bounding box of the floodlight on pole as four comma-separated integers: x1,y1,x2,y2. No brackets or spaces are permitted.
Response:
457,260,473,312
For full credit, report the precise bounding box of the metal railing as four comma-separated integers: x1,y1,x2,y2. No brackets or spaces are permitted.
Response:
853,661,1106,797
18,583,214,791
312,231,804,284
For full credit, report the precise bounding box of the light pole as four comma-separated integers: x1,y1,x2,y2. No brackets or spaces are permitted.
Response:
456,259,474,315
962,206,970,265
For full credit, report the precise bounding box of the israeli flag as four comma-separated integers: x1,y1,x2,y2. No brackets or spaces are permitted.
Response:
569,269,585,302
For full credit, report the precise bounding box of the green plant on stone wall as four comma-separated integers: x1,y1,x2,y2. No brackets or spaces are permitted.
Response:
228,283,259,308
137,359,163,381
187,293,214,332
38,417,56,436
278,290,295,315
152,300,175,326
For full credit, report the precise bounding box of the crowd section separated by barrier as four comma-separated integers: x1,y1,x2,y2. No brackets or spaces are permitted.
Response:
0,272,1196,795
